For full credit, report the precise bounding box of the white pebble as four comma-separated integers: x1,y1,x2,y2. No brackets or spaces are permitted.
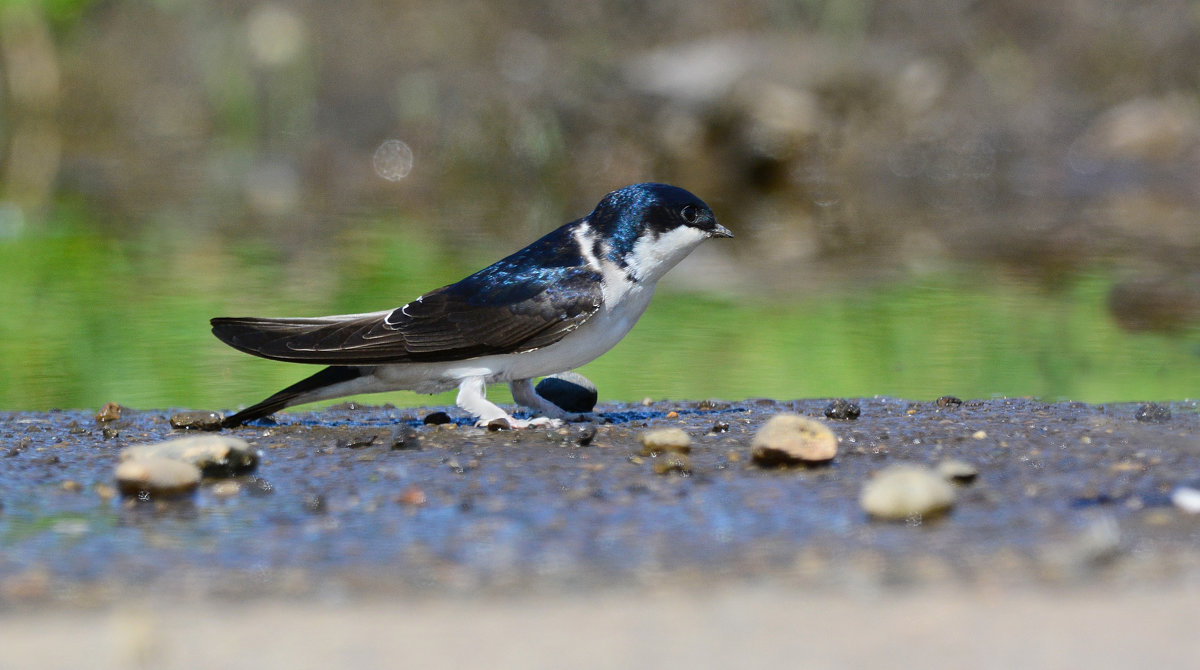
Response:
115,458,201,497
1171,487,1200,514
861,465,956,521
121,435,255,474
751,414,837,465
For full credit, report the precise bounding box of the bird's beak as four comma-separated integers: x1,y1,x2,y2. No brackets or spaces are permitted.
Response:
710,223,734,239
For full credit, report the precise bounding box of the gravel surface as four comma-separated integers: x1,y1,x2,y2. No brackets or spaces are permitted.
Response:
2,397,1198,666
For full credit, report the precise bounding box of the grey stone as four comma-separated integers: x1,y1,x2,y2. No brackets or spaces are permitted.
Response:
170,410,223,431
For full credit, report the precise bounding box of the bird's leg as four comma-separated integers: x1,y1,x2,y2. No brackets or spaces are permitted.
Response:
456,376,556,429
509,378,588,422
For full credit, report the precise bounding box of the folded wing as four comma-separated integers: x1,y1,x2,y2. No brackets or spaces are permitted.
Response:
211,266,603,365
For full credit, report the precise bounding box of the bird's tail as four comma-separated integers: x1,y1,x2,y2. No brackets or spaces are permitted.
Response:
222,365,364,427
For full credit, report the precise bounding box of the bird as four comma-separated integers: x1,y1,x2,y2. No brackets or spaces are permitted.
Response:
211,182,732,429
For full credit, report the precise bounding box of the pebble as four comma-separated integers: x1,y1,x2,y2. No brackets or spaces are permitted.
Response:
535,372,598,413
244,476,274,496
936,395,963,408
169,410,223,431
697,399,729,410
823,398,861,420
95,402,123,422
750,414,837,466
652,452,692,475
1171,486,1200,514
115,458,201,497
390,425,418,449
574,424,598,446
210,481,241,497
120,435,257,476
335,431,379,448
639,428,691,455
860,465,956,521
1134,403,1171,423
396,487,427,506
937,458,979,483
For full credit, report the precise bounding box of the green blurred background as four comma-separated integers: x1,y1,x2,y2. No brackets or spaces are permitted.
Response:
1,0,1197,412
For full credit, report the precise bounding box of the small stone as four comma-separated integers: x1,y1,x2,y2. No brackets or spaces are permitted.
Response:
486,418,512,431
115,458,201,497
750,414,838,466
303,494,327,514
1134,403,1171,423
860,465,956,521
535,372,598,413
60,480,83,493
937,458,979,483
95,402,124,422
396,487,427,506
169,410,223,431
653,452,692,475
390,425,418,449
120,435,257,476
94,484,116,501
336,431,379,448
971,430,987,439
244,476,274,496
102,427,119,440
423,411,452,425
210,481,241,497
823,399,861,420
711,421,730,434
575,424,598,446
1171,486,1200,514
936,395,963,408
639,428,691,455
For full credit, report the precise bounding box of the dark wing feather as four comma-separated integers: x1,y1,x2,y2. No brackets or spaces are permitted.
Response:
211,265,603,365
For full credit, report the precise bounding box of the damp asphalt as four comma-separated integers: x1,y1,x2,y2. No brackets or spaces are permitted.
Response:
2,397,1199,667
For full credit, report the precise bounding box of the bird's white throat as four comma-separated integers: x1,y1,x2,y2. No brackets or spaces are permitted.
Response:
623,225,712,283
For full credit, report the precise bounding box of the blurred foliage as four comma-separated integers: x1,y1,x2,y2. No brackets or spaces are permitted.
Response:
2,0,1198,409
1,216,1195,412
0,0,95,28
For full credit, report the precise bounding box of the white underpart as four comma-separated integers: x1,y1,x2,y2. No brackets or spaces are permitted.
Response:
301,223,714,426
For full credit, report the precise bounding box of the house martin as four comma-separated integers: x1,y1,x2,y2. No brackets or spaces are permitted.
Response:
212,182,732,428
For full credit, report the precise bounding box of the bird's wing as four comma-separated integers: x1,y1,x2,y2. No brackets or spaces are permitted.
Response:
211,266,604,365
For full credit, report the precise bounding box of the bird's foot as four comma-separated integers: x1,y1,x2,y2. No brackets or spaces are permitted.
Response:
476,415,562,430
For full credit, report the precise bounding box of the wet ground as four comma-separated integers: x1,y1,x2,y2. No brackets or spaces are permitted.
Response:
5,397,1200,668
3,396,1198,605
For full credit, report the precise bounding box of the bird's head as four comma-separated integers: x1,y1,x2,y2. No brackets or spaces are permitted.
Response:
587,183,732,283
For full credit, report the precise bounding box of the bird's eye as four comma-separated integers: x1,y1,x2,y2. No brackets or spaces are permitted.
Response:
680,204,699,224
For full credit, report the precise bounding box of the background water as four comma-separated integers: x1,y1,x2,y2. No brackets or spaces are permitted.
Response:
1,1,1197,411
